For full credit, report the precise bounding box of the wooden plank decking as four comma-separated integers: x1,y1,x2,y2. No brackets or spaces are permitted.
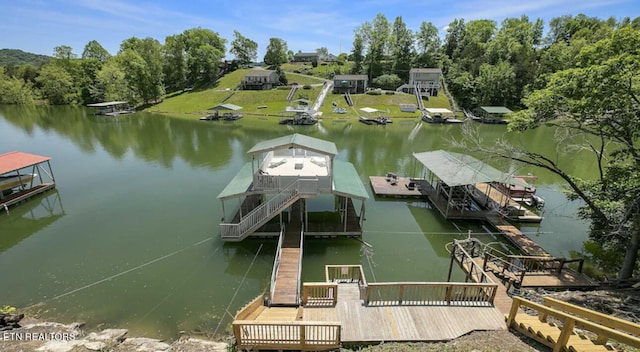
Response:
474,183,542,222
303,284,506,343
0,183,56,212
369,176,425,197
486,216,550,256
271,202,303,306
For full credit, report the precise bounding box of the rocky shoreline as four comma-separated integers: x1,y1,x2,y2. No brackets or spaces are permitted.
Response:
1,317,230,352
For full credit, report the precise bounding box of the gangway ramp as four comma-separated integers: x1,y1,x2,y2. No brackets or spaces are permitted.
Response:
270,200,304,306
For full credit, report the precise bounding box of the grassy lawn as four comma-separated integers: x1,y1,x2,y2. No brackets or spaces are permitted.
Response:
147,66,453,121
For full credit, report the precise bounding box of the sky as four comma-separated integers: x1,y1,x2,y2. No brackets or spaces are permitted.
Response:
1,0,638,59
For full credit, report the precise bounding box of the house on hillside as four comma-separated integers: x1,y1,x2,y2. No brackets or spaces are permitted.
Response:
396,68,442,96
293,52,320,63
333,74,368,94
242,70,279,90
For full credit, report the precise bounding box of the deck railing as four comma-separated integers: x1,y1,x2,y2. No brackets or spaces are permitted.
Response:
233,320,341,351
507,255,585,275
268,228,285,305
220,179,318,240
296,227,304,304
325,265,367,285
302,282,338,307
364,282,497,306
451,240,494,284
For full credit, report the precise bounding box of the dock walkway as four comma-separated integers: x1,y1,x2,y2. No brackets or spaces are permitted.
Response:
303,283,506,342
271,201,303,306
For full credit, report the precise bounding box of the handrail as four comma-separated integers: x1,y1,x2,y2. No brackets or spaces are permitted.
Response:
233,320,341,351
296,227,304,305
451,241,494,284
507,297,640,350
220,178,318,240
365,281,497,306
268,227,285,305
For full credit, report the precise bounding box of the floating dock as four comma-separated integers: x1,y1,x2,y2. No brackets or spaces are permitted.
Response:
0,151,56,213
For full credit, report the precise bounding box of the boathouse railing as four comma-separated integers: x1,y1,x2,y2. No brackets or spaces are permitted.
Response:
364,282,497,306
220,179,318,240
233,320,341,351
296,227,304,304
450,240,495,284
268,228,285,305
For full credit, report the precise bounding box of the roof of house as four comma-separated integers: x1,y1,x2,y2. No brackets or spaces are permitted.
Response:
244,70,277,77
0,151,51,175
294,52,319,57
410,68,442,74
412,150,528,187
480,106,513,114
425,108,453,115
334,74,368,81
217,163,253,200
247,133,338,156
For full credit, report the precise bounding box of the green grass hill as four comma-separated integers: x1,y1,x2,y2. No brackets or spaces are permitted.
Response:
148,67,453,121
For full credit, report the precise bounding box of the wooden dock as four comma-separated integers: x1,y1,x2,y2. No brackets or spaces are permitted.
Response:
1,183,56,212
474,183,542,222
303,283,505,343
369,176,425,197
271,202,303,306
486,216,550,256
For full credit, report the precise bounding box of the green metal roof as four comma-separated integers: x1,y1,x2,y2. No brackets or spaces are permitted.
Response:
247,134,338,157
217,163,254,200
480,106,512,114
332,160,369,200
413,150,528,187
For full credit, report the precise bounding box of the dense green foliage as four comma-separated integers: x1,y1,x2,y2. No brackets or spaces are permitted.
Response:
0,49,50,67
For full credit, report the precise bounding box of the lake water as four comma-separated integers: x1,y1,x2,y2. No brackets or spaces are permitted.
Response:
0,106,590,339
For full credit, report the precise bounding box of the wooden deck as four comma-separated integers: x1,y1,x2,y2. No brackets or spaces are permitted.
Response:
303,283,506,343
474,183,542,222
486,216,550,256
0,183,56,212
271,203,303,306
369,176,425,197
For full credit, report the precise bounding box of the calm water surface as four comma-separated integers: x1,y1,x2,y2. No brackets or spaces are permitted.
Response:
0,106,590,339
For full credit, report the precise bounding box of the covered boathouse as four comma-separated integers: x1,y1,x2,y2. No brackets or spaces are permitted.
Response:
218,133,368,241
0,151,56,213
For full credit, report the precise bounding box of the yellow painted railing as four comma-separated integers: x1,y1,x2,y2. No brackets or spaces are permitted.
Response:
233,320,341,351
507,297,640,352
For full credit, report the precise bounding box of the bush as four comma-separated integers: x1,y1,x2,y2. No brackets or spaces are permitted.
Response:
366,90,382,95
385,91,395,95
371,74,402,91
303,85,312,90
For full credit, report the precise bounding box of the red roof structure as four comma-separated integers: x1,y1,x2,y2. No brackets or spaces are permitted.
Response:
0,151,51,175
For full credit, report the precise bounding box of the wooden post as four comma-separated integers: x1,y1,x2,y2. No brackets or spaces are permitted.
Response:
554,318,576,352
447,244,456,282
232,323,242,348
506,298,521,328
557,258,565,273
300,324,306,349
398,285,404,305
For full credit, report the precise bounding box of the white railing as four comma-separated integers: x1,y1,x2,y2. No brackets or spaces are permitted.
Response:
414,82,425,110
296,227,304,304
220,179,318,240
269,228,285,304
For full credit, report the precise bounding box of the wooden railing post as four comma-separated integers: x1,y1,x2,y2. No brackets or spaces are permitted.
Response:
300,324,306,349
554,318,575,352
506,297,522,327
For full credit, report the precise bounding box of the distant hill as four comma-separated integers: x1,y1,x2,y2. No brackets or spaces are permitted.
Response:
0,49,51,67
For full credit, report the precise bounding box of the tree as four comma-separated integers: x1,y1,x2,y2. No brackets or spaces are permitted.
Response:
390,16,414,81
414,21,440,68
475,61,515,105
470,27,640,279
82,40,111,62
371,74,402,90
230,30,258,66
362,13,391,79
0,67,33,104
92,59,129,102
53,45,77,61
264,38,288,66
314,47,329,61
350,30,365,74
119,37,165,103
36,64,76,104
